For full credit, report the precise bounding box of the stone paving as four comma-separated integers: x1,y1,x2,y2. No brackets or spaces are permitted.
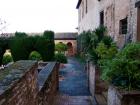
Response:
53,57,92,105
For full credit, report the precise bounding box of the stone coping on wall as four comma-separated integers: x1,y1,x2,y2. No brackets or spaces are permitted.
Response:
109,85,140,99
0,60,37,95
38,62,57,90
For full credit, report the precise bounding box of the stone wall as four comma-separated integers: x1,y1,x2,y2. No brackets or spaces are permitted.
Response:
87,61,95,97
87,62,108,98
108,85,140,105
38,62,59,105
0,61,59,105
0,61,38,105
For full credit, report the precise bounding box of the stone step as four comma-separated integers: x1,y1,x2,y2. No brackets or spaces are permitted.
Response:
53,95,92,105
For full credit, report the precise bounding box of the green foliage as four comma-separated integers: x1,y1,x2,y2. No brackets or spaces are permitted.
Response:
0,38,10,65
10,37,31,61
2,54,13,65
94,26,107,42
10,31,55,62
15,32,28,38
96,42,118,60
102,35,113,47
55,53,67,63
101,43,140,90
77,26,113,64
55,43,68,53
43,30,54,41
29,51,42,61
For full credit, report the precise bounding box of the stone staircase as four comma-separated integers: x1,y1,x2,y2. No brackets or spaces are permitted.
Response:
53,94,92,105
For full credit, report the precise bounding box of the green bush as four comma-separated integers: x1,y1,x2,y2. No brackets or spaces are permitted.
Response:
55,43,68,54
10,37,30,61
29,51,42,61
77,26,113,64
96,42,118,60
10,31,55,62
55,53,67,63
101,43,140,90
2,54,13,65
43,30,54,41
0,38,10,65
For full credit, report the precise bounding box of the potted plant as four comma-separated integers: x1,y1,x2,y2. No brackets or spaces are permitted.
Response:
101,43,140,105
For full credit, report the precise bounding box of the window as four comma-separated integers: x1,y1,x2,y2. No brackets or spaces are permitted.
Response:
119,17,127,34
86,0,88,13
82,1,84,18
100,11,104,26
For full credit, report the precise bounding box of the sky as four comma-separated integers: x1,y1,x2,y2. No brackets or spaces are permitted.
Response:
0,0,78,33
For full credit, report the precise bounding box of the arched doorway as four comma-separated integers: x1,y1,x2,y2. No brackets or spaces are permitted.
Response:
67,42,73,56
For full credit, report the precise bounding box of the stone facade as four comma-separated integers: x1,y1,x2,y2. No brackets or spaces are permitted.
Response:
77,0,140,48
0,61,59,105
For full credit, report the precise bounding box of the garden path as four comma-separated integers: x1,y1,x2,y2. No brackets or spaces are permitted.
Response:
53,57,93,105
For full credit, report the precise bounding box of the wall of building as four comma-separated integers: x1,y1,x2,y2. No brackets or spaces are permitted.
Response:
78,0,100,33
77,0,140,48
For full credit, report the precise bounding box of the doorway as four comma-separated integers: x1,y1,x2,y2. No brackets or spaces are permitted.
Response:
67,42,73,56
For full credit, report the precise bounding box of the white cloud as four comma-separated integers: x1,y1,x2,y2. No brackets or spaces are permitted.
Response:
0,0,78,33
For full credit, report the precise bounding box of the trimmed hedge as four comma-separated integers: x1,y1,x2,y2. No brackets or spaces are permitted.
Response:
2,54,13,65
29,51,42,61
0,30,55,65
55,53,67,63
0,38,9,65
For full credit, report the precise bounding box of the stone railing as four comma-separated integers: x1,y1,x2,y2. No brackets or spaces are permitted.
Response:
38,62,59,105
0,60,59,105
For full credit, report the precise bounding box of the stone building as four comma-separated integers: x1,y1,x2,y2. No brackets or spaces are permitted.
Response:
55,33,77,56
76,0,140,48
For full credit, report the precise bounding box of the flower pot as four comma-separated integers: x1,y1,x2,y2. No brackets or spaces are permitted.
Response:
108,85,140,105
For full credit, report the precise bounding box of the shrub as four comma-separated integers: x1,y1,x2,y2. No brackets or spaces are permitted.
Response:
55,53,67,63
55,43,68,54
15,32,28,38
43,30,54,41
77,26,113,64
101,43,140,90
10,37,30,61
10,31,55,62
96,42,118,60
29,51,42,61
2,54,13,65
0,38,10,65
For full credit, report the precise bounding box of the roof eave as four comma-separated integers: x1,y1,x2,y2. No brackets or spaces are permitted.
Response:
76,0,82,9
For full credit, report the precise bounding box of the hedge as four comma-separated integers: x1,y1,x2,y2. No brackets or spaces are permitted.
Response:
0,30,55,65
